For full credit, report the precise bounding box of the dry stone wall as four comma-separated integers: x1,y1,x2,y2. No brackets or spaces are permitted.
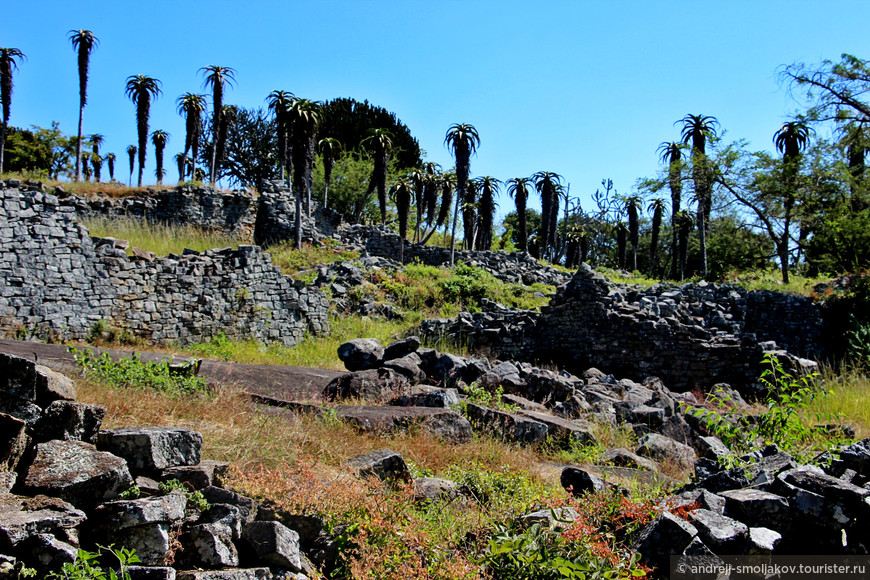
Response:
0,181,328,346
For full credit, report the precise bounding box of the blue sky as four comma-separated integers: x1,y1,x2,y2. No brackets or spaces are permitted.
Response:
4,1,870,219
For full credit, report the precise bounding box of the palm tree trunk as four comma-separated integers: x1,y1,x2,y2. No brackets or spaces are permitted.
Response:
0,123,7,174
450,191,461,266
76,105,85,181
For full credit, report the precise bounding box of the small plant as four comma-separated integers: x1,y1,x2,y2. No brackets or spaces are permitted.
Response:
845,314,870,369
458,382,518,415
158,479,210,512
46,546,139,580
118,485,142,500
70,348,209,397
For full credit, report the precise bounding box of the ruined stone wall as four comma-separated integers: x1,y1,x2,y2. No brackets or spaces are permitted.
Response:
337,224,568,286
0,182,328,345
421,265,825,392
61,186,258,240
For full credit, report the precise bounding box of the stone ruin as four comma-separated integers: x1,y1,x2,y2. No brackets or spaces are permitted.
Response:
0,181,329,346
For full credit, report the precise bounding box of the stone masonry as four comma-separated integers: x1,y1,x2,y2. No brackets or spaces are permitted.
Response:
0,182,328,346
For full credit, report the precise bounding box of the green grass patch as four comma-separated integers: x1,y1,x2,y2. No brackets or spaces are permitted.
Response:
81,216,245,257
267,241,360,277
70,347,209,397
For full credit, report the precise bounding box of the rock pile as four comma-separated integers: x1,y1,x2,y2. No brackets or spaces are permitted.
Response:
0,352,378,579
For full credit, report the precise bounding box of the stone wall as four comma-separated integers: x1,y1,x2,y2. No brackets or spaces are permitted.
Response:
0,182,328,346
60,186,258,240
420,265,824,392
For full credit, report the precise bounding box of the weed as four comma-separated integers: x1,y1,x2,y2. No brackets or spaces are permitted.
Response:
70,348,209,397
45,546,139,580
158,479,210,512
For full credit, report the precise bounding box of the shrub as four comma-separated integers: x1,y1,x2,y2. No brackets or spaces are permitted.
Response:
70,348,209,397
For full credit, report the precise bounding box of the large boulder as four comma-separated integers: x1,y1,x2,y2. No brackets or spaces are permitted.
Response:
382,336,421,361
0,494,86,549
631,511,698,572
345,449,411,485
20,440,133,509
337,338,384,371
636,433,696,470
240,521,304,571
97,427,203,475
31,401,106,443
464,403,548,445
323,369,408,402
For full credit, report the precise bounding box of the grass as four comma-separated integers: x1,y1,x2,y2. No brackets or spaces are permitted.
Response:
82,216,246,256
267,241,360,278
805,363,870,439
2,170,219,198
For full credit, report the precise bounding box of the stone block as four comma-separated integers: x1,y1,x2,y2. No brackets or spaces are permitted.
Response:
636,433,696,470
31,401,106,443
0,494,86,548
0,412,29,471
561,467,607,496
337,338,384,371
21,440,133,510
465,403,548,445
240,520,303,571
97,427,203,474
719,488,790,530
181,522,239,569
631,512,698,572
159,460,230,490
345,449,411,485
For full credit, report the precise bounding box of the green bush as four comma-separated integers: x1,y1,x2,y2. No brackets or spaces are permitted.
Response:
70,348,209,397
46,546,139,580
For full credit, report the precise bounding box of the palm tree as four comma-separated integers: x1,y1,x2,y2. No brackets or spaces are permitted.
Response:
104,152,116,181
658,141,684,278
444,124,481,262
419,170,454,245
772,120,813,283
267,90,295,182
0,47,25,174
200,66,236,185
174,153,187,184
82,154,92,181
409,169,426,242
177,92,206,181
422,162,441,230
616,221,628,270
390,179,413,263
125,75,162,186
287,98,320,249
89,134,104,182
151,130,169,185
675,210,693,280
506,177,532,253
214,105,237,185
532,171,563,260
646,198,666,278
126,145,137,186
317,137,342,210
679,114,719,277
362,128,393,226
624,195,643,271
472,176,500,251
69,30,99,182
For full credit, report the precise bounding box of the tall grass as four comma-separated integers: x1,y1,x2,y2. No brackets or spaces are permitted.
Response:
81,216,246,257
806,364,870,438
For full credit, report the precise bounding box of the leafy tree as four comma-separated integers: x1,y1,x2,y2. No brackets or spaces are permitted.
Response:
151,129,169,185
69,30,99,182
126,144,136,186
2,124,68,177
318,136,342,209
445,123,480,262
782,54,870,123
105,152,116,181
319,97,421,169
177,92,206,181
0,47,25,174
680,114,719,277
124,75,162,186
473,176,500,250
200,65,236,185
288,98,320,248
362,128,393,225
506,177,532,253
216,106,277,188
266,90,294,181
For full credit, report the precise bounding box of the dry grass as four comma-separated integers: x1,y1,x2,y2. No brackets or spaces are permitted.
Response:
81,217,247,257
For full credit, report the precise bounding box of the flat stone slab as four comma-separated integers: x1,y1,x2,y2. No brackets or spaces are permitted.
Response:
21,440,133,509
0,494,86,546
97,427,203,474
92,493,188,530
176,570,271,580
335,405,472,443
465,403,548,445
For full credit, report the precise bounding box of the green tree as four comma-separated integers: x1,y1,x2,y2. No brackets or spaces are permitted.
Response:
288,98,320,248
104,152,116,181
680,114,719,277
658,141,684,278
69,30,99,182
124,75,162,187
646,198,666,278
126,144,137,186
89,133,104,182
445,123,480,262
624,195,642,271
318,136,342,210
473,176,500,251
506,177,532,253
532,171,563,260
362,128,393,225
213,105,237,186
0,47,25,174
266,90,294,181
216,106,277,188
177,92,206,181
390,178,413,262
151,129,169,185
200,65,236,185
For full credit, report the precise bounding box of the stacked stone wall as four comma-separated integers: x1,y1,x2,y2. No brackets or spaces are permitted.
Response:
0,182,328,345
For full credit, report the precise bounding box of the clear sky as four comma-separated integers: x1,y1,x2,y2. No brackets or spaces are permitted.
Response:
4,0,870,219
